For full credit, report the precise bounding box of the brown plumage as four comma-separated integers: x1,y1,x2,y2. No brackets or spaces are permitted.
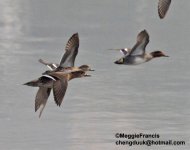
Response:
24,66,92,117
48,70,86,106
24,33,93,117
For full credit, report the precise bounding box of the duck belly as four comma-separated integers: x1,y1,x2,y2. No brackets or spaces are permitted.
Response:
124,56,147,65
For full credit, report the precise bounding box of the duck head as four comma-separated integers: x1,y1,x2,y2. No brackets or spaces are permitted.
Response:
79,65,94,71
150,51,169,58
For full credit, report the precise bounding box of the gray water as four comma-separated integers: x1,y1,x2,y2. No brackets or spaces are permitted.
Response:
0,0,190,149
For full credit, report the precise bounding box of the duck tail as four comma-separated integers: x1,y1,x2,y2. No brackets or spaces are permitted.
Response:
23,79,40,87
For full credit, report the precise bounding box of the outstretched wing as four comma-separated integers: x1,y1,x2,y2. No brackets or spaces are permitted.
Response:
128,30,149,56
158,0,171,19
35,87,51,118
52,78,68,106
60,33,79,67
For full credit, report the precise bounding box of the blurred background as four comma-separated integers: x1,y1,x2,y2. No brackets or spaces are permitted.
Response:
0,0,189,149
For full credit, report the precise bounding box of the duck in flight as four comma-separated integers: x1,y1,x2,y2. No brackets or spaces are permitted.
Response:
114,30,169,65
24,33,94,117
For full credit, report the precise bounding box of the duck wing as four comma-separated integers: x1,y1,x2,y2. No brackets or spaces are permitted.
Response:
35,87,51,118
158,0,171,19
38,59,58,70
108,48,131,56
60,33,79,67
52,77,68,106
128,30,149,56
120,48,131,55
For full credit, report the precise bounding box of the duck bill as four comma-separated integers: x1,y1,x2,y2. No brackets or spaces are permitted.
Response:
84,74,91,77
89,69,95,71
164,55,169,57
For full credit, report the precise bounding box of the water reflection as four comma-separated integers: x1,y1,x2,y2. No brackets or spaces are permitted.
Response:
0,0,24,47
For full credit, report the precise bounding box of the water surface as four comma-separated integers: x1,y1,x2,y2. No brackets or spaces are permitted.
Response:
0,0,190,149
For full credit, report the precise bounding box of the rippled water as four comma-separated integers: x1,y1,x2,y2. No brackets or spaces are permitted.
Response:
0,0,190,149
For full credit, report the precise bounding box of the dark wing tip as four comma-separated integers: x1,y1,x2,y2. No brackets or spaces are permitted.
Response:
71,33,79,42
53,93,62,107
137,29,149,42
53,80,68,107
158,0,171,19
35,103,39,112
141,29,148,35
70,33,79,42
55,101,61,107
65,33,79,52
73,32,79,37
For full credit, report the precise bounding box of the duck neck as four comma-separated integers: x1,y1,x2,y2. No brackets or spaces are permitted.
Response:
68,74,74,81
145,53,153,61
